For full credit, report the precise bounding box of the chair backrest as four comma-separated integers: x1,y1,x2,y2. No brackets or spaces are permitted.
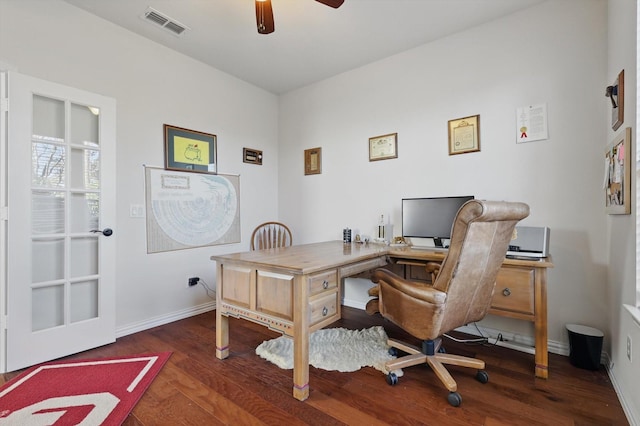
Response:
250,222,293,250
432,200,529,334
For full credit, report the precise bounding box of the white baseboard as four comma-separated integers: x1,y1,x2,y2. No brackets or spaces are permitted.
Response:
343,298,612,365
116,301,216,338
342,297,369,311
452,323,612,366
608,365,639,426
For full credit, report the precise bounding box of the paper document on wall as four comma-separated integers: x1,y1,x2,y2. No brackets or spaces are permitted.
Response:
144,166,240,253
516,103,549,143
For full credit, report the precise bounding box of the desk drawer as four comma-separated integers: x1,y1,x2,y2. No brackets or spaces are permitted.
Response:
310,292,338,326
339,256,387,278
491,267,534,316
309,270,338,296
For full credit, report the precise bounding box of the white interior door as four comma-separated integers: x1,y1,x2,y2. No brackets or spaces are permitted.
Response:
3,71,116,372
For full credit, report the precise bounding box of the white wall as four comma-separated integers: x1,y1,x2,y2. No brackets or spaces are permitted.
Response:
279,0,639,421
1,0,638,421
0,0,280,331
607,0,639,423
280,0,608,345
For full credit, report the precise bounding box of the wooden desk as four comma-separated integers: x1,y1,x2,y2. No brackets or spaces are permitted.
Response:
212,241,388,401
212,241,553,401
387,247,553,379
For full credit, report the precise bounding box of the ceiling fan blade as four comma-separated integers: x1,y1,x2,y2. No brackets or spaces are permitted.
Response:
255,0,275,34
315,0,344,8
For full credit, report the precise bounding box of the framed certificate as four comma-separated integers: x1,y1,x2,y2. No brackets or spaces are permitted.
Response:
448,115,480,155
369,133,398,161
304,147,322,175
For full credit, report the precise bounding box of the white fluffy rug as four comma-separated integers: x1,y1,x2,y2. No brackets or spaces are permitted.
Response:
255,326,403,376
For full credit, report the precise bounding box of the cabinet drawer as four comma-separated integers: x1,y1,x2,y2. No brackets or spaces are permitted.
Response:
339,256,387,277
309,270,337,296
491,267,534,315
309,292,338,326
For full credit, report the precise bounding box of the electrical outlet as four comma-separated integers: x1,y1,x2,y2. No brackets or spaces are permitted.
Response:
188,277,199,287
627,335,632,362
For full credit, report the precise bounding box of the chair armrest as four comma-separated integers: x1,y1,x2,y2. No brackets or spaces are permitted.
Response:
425,261,441,283
372,269,446,305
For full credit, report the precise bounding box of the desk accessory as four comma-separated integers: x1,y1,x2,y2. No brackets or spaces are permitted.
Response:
343,227,352,243
506,226,550,258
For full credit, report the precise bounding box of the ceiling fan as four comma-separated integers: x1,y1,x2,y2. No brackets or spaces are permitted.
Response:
255,0,345,34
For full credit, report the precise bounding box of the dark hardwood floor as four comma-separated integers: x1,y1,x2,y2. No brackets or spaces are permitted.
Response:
1,307,629,425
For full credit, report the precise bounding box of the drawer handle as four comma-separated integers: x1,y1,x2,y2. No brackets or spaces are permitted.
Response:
323,280,329,289
502,288,511,297
322,306,328,316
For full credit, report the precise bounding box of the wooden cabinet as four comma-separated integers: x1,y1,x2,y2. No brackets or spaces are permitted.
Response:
396,262,537,318
491,267,535,319
213,241,390,401
219,265,341,335
387,248,552,379
308,270,339,329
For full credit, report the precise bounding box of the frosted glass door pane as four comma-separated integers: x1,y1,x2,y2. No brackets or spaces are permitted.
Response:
71,280,99,322
32,191,65,234
71,103,99,145
32,239,65,283
70,192,99,232
32,285,64,331
33,95,64,142
32,143,65,187
70,237,98,277
70,147,100,189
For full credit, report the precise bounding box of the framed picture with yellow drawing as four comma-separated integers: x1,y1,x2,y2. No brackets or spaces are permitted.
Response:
164,124,217,174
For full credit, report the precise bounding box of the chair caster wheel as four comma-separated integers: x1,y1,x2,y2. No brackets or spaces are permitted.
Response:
388,347,398,356
447,391,462,407
476,370,489,384
438,347,446,353
386,372,398,386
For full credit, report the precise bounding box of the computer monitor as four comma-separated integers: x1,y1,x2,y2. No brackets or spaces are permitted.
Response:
402,195,474,248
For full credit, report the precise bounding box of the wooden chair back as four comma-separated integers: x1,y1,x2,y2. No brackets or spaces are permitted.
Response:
250,222,293,250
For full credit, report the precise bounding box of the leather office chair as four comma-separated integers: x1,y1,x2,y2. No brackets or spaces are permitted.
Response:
367,200,529,406
250,221,293,250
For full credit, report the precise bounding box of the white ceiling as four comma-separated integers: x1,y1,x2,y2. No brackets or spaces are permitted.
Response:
62,0,544,94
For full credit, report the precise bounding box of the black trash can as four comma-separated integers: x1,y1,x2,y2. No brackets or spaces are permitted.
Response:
566,324,603,370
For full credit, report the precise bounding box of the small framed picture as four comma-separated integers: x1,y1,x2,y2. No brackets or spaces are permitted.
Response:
448,115,480,155
164,124,217,174
304,147,322,175
243,148,263,165
369,133,398,161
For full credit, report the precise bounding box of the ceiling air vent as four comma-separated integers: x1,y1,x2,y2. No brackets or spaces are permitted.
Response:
141,7,189,36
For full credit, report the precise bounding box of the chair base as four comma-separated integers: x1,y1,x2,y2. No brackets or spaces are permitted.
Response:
385,337,486,393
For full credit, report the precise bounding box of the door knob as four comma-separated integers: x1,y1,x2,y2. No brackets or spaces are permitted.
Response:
90,228,113,237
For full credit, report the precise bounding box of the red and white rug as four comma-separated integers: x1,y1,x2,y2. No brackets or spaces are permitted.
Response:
0,352,171,425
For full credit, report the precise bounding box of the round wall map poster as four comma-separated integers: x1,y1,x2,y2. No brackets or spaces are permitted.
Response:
145,167,240,253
